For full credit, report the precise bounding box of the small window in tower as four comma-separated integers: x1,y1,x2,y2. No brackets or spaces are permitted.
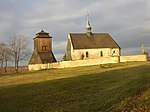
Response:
45,46,48,51
86,52,89,58
42,46,45,51
100,51,103,57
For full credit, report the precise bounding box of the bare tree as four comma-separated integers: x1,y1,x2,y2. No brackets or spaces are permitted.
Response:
8,34,31,72
0,42,12,73
4,47,13,72
0,43,5,72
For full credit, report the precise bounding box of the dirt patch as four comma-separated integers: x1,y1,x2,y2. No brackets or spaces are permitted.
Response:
123,84,150,112
0,68,28,74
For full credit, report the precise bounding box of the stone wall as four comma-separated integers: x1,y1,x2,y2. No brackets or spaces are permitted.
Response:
28,54,148,71
28,56,119,70
120,54,148,62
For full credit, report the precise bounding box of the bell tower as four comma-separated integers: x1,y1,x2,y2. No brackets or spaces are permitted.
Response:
34,29,52,52
85,12,92,37
29,30,56,64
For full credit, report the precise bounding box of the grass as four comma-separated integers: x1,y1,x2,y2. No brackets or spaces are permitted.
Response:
0,62,150,112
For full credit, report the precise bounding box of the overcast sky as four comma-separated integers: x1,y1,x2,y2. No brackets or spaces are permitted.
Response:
0,0,150,60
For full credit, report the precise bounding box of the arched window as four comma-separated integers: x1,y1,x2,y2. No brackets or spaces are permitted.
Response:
42,46,45,51
42,46,48,51
86,52,89,58
100,51,103,57
81,54,84,59
45,46,48,51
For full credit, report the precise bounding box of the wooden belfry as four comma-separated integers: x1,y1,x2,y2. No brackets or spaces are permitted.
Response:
29,30,56,64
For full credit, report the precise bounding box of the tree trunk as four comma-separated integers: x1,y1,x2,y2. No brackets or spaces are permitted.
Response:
16,62,19,73
15,59,18,72
4,59,7,73
15,59,19,73
14,53,19,73
1,61,4,73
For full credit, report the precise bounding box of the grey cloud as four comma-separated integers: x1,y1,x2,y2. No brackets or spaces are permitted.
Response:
0,0,150,60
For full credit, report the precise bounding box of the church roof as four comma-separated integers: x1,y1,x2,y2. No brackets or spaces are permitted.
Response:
34,30,52,39
69,33,120,49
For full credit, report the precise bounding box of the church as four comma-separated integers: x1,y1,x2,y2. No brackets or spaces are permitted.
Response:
28,16,148,71
65,16,121,61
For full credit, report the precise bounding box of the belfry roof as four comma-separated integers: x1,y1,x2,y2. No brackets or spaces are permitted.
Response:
34,29,52,39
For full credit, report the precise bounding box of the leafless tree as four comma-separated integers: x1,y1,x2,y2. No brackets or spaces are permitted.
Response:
8,34,31,72
0,43,5,72
0,42,12,73
4,47,13,72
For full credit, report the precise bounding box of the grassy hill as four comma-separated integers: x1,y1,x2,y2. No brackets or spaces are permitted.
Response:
0,62,150,112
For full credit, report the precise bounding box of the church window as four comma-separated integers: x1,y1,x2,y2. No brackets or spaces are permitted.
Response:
81,54,84,59
100,51,103,57
86,52,89,58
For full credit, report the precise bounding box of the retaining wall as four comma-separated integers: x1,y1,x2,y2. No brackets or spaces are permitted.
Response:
120,54,148,62
28,57,119,70
28,54,148,71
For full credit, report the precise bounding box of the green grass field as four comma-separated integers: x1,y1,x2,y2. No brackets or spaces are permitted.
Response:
0,62,150,112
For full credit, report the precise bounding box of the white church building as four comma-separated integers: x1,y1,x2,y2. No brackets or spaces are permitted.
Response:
65,16,121,61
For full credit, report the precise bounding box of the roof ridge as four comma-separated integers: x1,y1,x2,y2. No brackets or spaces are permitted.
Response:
69,33,109,35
